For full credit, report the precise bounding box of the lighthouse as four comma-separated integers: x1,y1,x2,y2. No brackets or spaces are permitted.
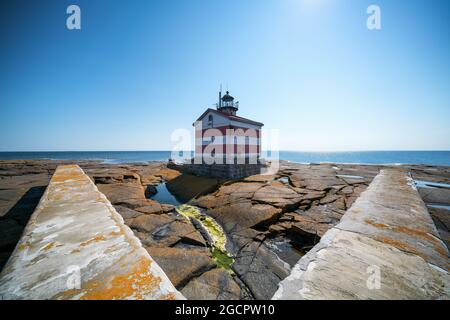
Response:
185,90,265,179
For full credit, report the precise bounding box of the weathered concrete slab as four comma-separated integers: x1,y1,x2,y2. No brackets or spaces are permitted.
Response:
0,165,184,300
273,169,449,300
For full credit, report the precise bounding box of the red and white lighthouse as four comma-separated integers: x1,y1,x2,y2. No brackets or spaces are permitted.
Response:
193,90,264,164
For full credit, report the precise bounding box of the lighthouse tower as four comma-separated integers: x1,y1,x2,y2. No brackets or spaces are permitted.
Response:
217,91,238,116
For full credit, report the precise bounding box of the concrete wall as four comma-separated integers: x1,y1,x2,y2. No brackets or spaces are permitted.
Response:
0,165,184,300
273,169,449,300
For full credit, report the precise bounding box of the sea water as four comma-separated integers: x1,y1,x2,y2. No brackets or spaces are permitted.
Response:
0,151,449,166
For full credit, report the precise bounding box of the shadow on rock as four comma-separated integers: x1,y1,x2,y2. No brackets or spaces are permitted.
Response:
166,174,219,204
0,186,46,271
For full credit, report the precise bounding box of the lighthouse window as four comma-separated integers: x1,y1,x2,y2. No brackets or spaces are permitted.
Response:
208,115,213,126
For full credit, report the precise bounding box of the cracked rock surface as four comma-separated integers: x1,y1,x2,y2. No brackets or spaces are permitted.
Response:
0,159,449,299
274,169,450,300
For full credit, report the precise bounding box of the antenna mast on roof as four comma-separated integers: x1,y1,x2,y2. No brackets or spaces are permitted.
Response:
218,84,222,109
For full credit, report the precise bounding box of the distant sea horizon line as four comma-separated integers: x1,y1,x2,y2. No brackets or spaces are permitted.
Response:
1,150,450,153
0,150,449,166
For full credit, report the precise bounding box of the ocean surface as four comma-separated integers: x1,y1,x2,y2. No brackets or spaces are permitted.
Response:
0,151,449,166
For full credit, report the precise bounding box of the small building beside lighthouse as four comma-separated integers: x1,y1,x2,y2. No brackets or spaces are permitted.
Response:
176,90,266,179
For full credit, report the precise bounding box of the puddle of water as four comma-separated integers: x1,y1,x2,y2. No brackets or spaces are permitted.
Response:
149,182,235,272
177,205,234,272
264,236,307,269
277,177,289,184
337,174,364,179
427,204,450,210
149,182,182,206
415,180,450,190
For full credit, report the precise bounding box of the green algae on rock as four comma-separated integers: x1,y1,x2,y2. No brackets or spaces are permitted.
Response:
176,204,234,272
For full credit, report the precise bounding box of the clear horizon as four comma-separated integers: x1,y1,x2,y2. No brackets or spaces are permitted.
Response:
1,0,449,152
1,150,449,166
1,149,450,152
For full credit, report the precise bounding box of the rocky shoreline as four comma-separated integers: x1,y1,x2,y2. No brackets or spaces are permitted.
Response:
0,159,449,299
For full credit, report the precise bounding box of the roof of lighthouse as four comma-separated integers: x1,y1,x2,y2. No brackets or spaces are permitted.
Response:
194,108,264,127
221,91,234,102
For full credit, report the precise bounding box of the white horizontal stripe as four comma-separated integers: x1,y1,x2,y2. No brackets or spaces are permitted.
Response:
196,137,260,145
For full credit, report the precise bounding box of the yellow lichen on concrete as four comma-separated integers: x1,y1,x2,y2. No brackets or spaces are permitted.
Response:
42,242,58,251
79,236,107,247
58,258,162,300
0,165,184,300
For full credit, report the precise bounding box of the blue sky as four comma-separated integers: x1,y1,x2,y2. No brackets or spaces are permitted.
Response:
0,0,449,151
